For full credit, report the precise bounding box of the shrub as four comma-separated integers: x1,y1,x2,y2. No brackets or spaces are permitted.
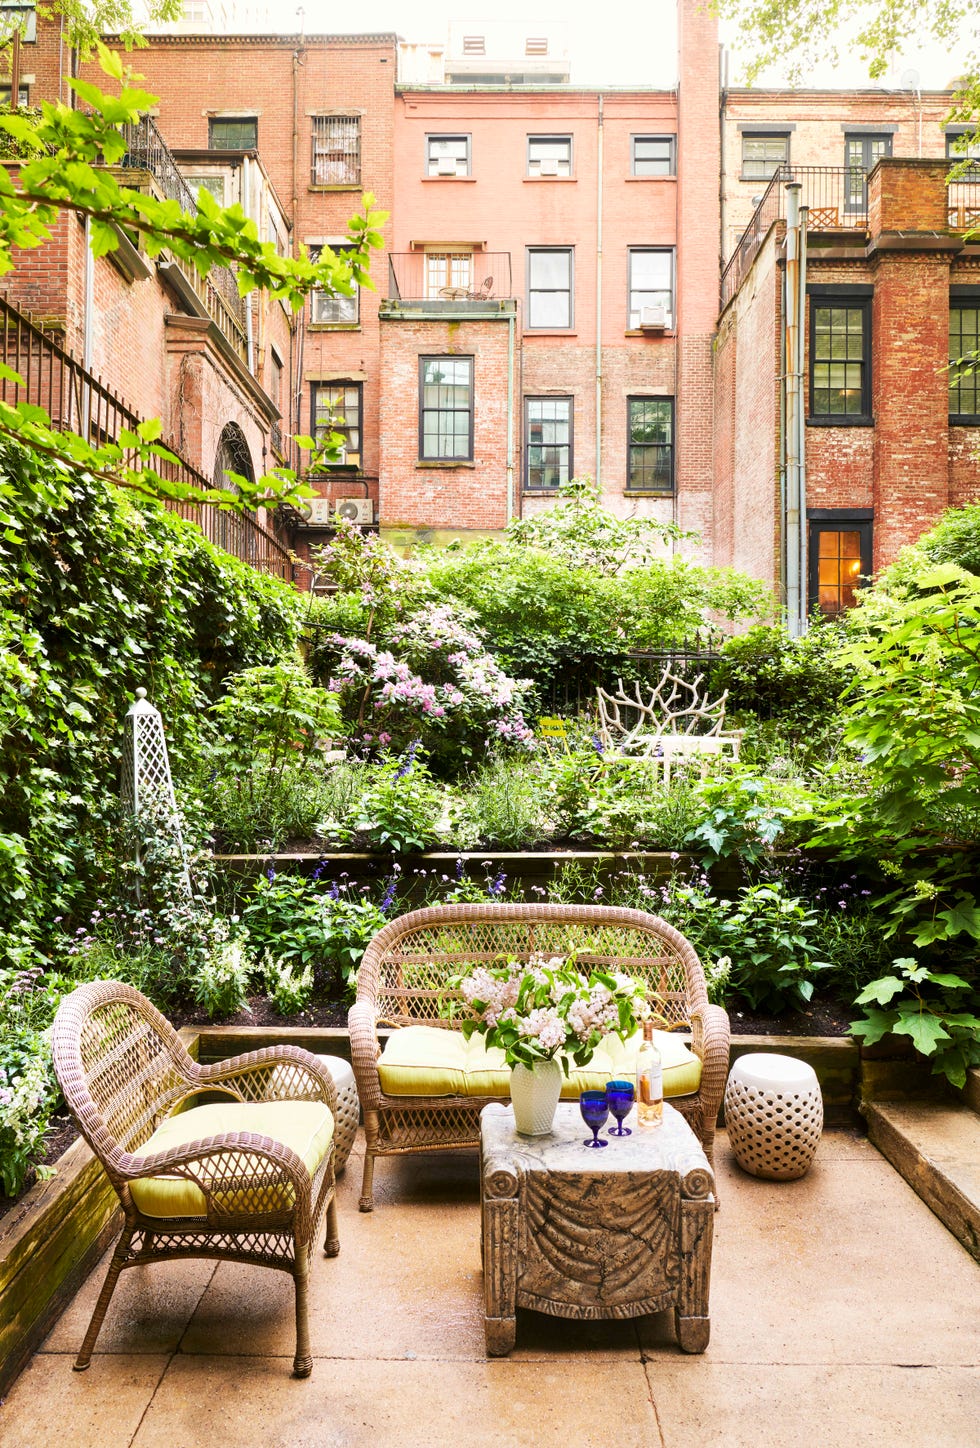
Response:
0,968,62,1197
711,622,851,734
352,744,445,853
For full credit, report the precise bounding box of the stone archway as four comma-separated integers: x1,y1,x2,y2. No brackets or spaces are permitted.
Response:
213,422,255,557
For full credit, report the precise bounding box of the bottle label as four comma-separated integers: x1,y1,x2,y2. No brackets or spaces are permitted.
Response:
639,1065,663,1104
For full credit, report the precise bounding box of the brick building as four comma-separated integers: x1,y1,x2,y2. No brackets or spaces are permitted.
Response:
713,157,980,628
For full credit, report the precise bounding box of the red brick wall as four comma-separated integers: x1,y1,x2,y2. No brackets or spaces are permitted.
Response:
379,316,513,530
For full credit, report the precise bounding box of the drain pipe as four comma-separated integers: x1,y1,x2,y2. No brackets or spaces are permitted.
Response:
506,308,516,521
594,93,604,489
784,182,803,636
82,216,95,435
797,200,808,629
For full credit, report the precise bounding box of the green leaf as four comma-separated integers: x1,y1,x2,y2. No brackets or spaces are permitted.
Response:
892,1013,951,1055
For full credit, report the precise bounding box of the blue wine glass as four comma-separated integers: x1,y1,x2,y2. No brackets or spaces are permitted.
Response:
579,1090,609,1148
605,1079,635,1136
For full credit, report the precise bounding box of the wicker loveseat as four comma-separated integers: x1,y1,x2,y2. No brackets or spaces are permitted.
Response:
348,902,730,1211
51,981,341,1378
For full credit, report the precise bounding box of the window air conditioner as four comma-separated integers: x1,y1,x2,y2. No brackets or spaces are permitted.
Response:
537,157,560,176
305,496,336,525
639,304,669,330
437,157,460,176
334,499,374,525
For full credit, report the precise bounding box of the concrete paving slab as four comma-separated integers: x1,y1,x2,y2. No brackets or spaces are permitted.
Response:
129,1354,661,1448
0,1353,168,1448
865,1101,980,1262
39,1257,217,1356
647,1362,980,1448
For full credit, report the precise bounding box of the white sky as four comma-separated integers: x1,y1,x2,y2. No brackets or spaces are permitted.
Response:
288,0,974,91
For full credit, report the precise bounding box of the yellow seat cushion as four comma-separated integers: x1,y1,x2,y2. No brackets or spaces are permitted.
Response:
129,1100,334,1220
377,1026,701,1101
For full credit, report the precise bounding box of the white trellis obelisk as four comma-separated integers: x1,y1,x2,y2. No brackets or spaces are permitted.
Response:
121,687,191,897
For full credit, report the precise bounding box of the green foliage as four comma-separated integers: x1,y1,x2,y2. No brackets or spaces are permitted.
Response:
262,953,316,1017
852,958,980,1088
0,438,300,961
454,756,548,849
189,935,253,1019
712,622,852,733
682,772,792,865
505,476,683,572
353,745,445,854
917,502,980,577
0,967,61,1197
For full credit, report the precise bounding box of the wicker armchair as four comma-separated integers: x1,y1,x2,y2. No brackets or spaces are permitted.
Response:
349,902,730,1211
50,981,340,1379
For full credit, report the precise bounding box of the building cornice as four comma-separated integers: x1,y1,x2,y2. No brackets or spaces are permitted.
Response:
130,32,400,46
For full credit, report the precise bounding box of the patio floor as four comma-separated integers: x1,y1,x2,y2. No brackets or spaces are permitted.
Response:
1,1126,977,1448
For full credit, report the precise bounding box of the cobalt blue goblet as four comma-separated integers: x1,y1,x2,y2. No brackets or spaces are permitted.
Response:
605,1079,635,1136
579,1090,609,1148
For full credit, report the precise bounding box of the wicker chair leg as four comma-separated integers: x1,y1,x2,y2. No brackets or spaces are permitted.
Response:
292,1264,313,1378
359,1115,378,1211
74,1227,133,1371
323,1195,340,1257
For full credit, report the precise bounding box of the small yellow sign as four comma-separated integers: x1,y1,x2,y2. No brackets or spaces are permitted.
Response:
538,716,569,748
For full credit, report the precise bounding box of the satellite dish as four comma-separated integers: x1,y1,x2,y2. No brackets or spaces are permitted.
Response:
900,67,921,90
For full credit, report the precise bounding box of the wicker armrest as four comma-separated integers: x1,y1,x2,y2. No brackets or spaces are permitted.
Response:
348,998,383,1110
117,1131,315,1224
198,1046,338,1115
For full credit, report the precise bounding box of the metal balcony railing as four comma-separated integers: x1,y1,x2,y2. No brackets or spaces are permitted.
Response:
0,293,291,581
121,115,250,366
387,252,512,304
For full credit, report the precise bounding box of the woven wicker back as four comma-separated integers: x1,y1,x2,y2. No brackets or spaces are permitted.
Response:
358,903,706,1030
52,981,196,1159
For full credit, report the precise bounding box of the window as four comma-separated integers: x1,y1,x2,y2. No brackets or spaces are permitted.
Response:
950,301,980,421
807,515,872,617
527,247,573,328
462,35,485,54
628,249,673,329
628,398,674,492
312,382,362,465
526,36,548,55
426,134,470,177
309,245,359,325
524,397,572,490
185,173,226,206
844,133,891,212
0,83,29,105
419,356,473,460
527,135,571,177
311,115,360,186
946,129,980,167
809,294,871,420
631,135,675,177
740,132,790,181
0,2,36,43
208,116,257,150
425,251,472,297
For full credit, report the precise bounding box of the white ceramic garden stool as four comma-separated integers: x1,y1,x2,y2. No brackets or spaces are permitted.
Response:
313,1054,359,1174
724,1052,823,1180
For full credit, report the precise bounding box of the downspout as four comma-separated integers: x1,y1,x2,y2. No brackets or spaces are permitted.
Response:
82,217,94,434
506,309,515,521
243,155,255,375
783,181,802,636
594,93,604,489
797,203,808,629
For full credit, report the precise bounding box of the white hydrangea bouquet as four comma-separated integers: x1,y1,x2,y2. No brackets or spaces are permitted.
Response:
443,952,658,1071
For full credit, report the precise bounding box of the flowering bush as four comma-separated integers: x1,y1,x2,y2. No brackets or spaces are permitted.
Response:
443,954,655,1071
0,968,62,1197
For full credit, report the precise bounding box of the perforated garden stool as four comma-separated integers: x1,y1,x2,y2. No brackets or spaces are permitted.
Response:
724,1053,823,1180
313,1055,359,1174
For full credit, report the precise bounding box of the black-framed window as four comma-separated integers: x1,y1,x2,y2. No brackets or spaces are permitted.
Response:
311,115,360,185
631,135,675,177
309,245,359,325
527,247,573,328
524,397,572,490
527,135,572,177
741,132,790,181
808,514,872,617
844,133,891,212
208,116,257,150
628,249,673,329
809,295,871,421
427,134,470,176
949,301,980,421
628,397,674,492
0,83,29,105
419,356,474,461
312,382,362,465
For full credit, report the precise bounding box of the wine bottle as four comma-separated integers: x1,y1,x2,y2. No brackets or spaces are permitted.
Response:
636,1019,663,1128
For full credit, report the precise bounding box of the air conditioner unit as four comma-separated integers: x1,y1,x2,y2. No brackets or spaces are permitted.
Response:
537,157,560,176
437,157,460,176
305,496,336,526
334,498,375,526
639,304,669,330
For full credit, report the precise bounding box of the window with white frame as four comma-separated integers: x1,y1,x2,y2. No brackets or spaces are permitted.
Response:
527,135,572,177
419,356,474,460
524,397,572,489
527,247,573,328
426,134,470,176
424,252,473,297
741,132,790,181
627,249,673,329
311,115,361,185
312,382,362,465
632,135,675,176
309,245,359,325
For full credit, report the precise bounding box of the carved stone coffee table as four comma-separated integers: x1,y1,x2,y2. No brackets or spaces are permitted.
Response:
480,1101,714,1356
